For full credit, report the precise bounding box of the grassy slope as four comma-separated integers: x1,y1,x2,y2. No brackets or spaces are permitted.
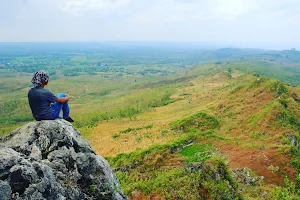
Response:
1,62,300,198
90,71,300,199
107,132,242,200
0,62,218,135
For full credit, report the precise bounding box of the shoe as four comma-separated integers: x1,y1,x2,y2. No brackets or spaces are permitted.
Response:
64,117,74,123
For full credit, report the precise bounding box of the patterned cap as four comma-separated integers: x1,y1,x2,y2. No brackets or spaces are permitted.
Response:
31,70,49,87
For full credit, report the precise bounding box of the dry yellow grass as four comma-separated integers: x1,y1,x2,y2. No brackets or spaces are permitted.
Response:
86,70,300,158
86,120,180,156
87,71,239,156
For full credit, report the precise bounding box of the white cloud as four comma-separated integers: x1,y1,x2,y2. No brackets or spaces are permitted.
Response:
59,0,300,23
1,0,300,48
64,0,132,16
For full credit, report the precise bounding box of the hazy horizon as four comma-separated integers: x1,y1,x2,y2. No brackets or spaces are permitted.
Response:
0,41,297,51
1,0,300,50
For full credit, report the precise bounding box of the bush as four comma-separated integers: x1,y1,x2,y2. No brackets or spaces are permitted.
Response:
170,112,220,131
114,156,241,199
267,177,299,199
276,110,299,130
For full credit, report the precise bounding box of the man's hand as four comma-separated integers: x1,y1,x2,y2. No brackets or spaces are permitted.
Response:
57,94,69,103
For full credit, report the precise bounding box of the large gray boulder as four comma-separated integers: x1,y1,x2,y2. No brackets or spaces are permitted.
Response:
0,120,128,200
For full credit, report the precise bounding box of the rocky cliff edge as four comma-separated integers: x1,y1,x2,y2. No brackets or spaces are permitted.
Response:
0,120,128,200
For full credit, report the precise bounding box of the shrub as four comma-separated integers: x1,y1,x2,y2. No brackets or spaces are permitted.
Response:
112,133,120,138
277,110,299,130
170,112,220,132
267,177,299,199
160,129,168,137
114,157,241,199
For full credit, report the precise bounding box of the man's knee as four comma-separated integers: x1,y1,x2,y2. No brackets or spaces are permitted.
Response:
57,93,66,98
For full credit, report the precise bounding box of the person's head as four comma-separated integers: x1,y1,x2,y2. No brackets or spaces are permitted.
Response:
31,70,49,87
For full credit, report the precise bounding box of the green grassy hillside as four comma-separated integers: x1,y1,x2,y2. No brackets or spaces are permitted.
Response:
99,72,300,199
1,45,300,199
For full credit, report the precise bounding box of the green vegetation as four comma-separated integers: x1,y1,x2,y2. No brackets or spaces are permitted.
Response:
0,100,32,124
107,134,241,199
249,132,265,139
267,177,299,200
115,165,240,199
119,124,153,134
89,185,96,193
112,124,155,139
228,57,300,86
1,44,300,199
170,112,220,131
277,110,299,130
107,135,196,168
160,129,168,137
179,143,214,163
290,143,300,193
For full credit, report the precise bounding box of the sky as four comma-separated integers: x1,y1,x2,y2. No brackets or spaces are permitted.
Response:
1,0,300,49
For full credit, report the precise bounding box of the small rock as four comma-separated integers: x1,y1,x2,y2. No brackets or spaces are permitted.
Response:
285,133,299,147
261,191,268,198
231,168,260,185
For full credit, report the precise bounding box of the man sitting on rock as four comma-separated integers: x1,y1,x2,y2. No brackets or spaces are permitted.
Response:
28,70,74,122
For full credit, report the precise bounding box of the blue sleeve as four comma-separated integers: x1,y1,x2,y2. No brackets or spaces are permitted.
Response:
45,90,58,103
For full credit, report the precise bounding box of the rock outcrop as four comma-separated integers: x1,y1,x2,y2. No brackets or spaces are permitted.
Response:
0,120,127,200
